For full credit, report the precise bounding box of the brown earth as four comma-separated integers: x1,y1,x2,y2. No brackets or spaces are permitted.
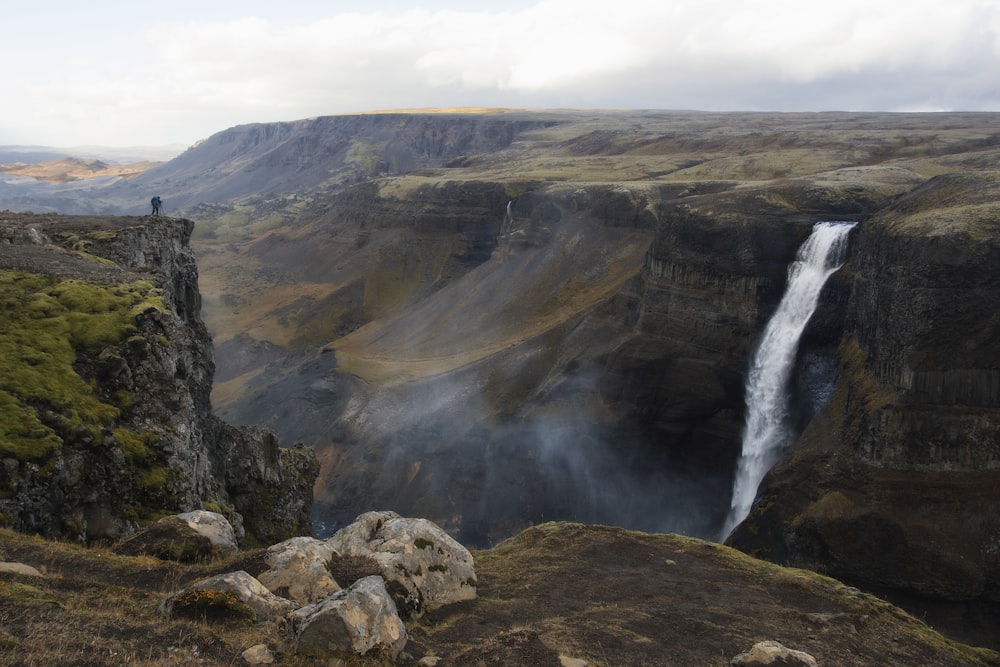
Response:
0,523,996,666
0,157,158,183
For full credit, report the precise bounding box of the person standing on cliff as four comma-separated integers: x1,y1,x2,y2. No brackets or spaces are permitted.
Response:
150,196,162,216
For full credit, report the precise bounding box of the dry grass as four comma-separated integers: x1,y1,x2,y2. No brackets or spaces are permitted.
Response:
0,524,996,666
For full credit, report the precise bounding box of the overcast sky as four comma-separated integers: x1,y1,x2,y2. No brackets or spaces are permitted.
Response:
4,0,999,148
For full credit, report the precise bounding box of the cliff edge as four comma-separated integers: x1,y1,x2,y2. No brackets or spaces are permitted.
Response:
0,211,316,546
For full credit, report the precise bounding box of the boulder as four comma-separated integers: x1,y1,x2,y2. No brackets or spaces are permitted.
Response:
326,511,477,616
731,640,818,667
289,575,407,659
176,510,239,557
240,644,275,665
114,515,214,562
115,511,238,562
160,570,296,623
256,536,340,604
0,562,44,577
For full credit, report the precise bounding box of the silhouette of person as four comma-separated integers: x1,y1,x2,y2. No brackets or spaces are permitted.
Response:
150,196,162,216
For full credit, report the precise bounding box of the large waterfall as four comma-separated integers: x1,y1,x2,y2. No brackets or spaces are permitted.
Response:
722,221,856,539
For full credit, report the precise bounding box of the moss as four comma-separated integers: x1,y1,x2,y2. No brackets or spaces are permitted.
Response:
414,538,435,550
0,581,58,607
0,271,164,464
138,466,170,492
347,139,389,177
796,491,857,525
168,589,256,625
114,428,154,464
839,337,896,413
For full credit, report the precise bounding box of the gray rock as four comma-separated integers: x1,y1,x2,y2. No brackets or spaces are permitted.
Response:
257,536,340,604
290,575,407,659
160,570,296,623
176,510,239,557
326,510,477,616
0,562,44,577
240,644,275,665
731,640,818,667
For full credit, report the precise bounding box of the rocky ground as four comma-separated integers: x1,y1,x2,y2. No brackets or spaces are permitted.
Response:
0,523,997,666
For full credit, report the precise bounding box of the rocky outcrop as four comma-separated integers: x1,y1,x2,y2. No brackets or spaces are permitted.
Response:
730,172,1000,644
151,512,470,661
0,213,316,545
326,510,478,617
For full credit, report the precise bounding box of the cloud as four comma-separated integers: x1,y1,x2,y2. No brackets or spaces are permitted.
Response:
4,0,1000,146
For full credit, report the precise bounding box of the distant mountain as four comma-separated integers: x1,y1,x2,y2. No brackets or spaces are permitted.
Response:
0,143,187,164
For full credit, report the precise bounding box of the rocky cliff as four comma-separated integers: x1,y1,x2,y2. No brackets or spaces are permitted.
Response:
729,170,1000,645
0,212,316,545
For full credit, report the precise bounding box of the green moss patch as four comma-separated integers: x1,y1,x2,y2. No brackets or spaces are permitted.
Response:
0,271,164,463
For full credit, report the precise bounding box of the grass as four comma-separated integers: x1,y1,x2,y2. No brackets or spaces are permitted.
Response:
0,271,164,464
0,523,996,666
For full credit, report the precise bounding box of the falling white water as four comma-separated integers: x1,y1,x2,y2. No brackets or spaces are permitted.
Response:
498,200,514,237
722,221,857,539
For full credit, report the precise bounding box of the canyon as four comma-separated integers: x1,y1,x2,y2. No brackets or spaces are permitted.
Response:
3,109,1000,650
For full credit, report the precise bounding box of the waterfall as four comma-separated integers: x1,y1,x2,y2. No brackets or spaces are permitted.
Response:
721,221,856,539
498,201,514,238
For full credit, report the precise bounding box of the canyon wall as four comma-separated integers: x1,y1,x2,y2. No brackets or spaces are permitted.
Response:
730,172,1000,643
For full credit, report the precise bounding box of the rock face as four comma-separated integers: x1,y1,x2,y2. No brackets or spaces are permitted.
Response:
730,172,1000,642
0,213,317,545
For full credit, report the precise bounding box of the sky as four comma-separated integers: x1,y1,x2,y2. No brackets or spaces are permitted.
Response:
3,0,1000,148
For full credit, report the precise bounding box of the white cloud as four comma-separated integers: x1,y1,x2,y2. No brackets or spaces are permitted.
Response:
2,0,999,146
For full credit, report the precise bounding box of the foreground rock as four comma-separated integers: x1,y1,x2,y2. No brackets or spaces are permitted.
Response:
256,536,339,604
732,640,818,667
326,510,478,617
0,521,996,666
115,511,238,562
160,570,295,623
145,512,476,662
289,575,407,660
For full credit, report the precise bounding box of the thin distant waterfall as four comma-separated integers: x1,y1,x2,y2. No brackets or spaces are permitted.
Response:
498,201,514,238
721,221,856,539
